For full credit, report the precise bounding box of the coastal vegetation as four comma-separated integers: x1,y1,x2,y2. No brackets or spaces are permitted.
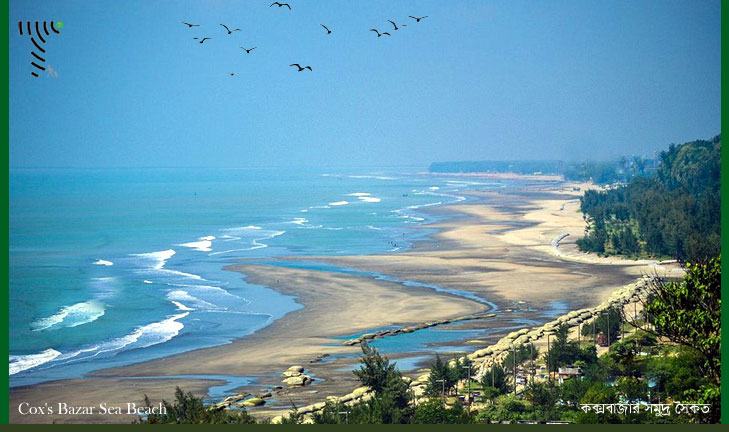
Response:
429,157,653,185
576,135,720,262
137,256,719,424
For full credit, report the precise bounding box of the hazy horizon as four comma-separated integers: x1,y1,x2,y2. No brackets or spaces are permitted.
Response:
9,0,721,169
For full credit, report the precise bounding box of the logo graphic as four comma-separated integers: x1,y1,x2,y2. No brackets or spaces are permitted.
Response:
18,21,63,78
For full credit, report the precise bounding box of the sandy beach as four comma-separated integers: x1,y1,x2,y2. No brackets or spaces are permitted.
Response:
9,176,678,424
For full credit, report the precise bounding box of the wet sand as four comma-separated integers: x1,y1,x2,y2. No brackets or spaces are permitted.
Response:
9,177,669,423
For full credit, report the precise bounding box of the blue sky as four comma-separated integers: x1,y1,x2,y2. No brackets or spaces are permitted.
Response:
9,0,721,168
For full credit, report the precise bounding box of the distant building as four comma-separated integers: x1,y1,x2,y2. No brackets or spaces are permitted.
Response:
557,366,583,384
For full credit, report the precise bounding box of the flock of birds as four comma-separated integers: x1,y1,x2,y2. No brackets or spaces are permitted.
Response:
181,3,428,75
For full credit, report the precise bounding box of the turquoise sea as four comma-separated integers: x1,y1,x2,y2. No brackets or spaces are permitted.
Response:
10,167,510,387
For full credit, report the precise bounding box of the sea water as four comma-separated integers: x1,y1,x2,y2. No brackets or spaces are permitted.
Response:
9,167,507,387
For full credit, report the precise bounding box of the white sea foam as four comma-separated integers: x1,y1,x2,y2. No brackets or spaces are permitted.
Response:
329,201,349,206
31,301,106,332
170,300,194,311
159,269,204,280
93,259,113,266
143,280,153,284
347,192,371,197
131,249,203,281
167,290,218,310
9,349,62,375
348,175,397,180
291,217,308,225
92,312,189,356
131,249,176,270
210,227,285,255
358,196,381,203
177,236,216,252
168,284,250,306
429,186,440,190
15,312,190,374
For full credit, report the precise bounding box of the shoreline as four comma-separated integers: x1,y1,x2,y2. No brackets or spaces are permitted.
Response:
9,175,679,424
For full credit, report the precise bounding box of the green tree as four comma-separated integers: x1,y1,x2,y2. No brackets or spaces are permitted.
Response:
615,376,648,403
426,354,457,397
642,257,720,384
547,324,581,371
526,381,559,415
581,307,621,344
641,256,721,422
412,398,474,424
139,387,256,424
352,343,410,409
479,363,508,395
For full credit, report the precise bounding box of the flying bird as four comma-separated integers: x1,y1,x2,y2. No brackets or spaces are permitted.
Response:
369,29,385,37
270,2,291,9
182,22,200,27
220,24,241,34
290,63,312,71
193,37,212,43
228,73,235,76
387,20,400,30
409,16,428,22
240,46,257,53
320,24,332,34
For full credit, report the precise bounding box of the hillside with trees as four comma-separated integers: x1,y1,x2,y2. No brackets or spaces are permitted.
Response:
576,135,720,262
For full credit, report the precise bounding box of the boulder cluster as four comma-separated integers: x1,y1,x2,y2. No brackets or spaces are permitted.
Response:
211,387,282,410
271,385,378,424
281,365,314,387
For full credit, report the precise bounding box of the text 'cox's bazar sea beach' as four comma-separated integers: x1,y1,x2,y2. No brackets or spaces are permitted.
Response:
8,168,681,423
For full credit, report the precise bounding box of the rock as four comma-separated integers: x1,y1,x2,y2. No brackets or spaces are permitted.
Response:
310,353,330,363
258,392,272,399
401,376,412,385
282,365,306,378
297,405,315,415
271,416,284,424
283,374,312,386
213,393,250,409
352,386,371,398
238,397,265,407
416,374,430,383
